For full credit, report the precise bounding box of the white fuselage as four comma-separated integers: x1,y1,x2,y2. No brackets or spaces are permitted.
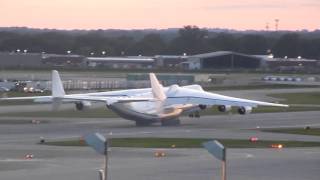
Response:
86,86,202,123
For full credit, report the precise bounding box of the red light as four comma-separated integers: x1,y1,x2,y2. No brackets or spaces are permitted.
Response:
250,137,259,142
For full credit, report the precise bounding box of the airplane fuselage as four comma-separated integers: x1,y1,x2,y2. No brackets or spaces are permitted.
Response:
108,101,199,125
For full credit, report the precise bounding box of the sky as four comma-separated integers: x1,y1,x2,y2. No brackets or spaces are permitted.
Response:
0,0,319,31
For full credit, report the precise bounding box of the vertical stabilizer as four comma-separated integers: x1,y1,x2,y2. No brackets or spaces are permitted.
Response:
52,70,65,98
150,73,166,101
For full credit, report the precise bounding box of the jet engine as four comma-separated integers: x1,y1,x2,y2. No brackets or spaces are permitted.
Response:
198,104,207,110
75,101,92,111
217,105,232,112
237,106,252,115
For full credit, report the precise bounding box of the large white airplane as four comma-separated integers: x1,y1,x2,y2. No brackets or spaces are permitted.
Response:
1,70,288,126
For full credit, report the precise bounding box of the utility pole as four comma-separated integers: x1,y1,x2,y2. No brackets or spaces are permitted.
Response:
275,19,279,31
84,133,109,180
104,141,109,180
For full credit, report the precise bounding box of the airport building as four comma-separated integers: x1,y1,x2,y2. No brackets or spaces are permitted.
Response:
182,51,264,70
266,58,320,71
41,54,86,67
154,55,189,68
126,74,194,88
86,56,154,69
0,51,319,72
0,52,42,68
0,52,86,68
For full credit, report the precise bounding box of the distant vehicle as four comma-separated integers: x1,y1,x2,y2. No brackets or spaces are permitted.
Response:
285,77,293,81
1,71,288,126
293,77,302,82
23,87,44,93
270,77,277,81
0,87,10,92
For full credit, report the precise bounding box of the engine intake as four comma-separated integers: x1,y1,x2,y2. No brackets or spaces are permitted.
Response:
218,105,232,112
238,106,252,115
75,101,91,111
199,104,207,110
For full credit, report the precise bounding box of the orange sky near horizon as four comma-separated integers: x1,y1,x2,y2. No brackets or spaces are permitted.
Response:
1,0,319,30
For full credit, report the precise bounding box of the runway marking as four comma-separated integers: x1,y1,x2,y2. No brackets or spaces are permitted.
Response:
0,158,43,162
229,152,255,159
245,153,254,158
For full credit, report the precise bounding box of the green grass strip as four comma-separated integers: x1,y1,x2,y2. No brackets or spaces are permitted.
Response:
42,137,320,148
263,128,320,136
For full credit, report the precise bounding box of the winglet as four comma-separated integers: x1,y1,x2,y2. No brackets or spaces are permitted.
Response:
52,70,65,98
150,73,166,101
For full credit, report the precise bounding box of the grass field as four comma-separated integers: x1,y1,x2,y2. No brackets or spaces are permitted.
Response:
204,84,319,91
270,92,320,105
0,91,49,105
42,137,320,148
263,128,320,136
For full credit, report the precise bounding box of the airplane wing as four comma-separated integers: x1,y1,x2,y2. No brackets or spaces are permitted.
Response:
165,85,288,108
0,70,155,106
55,95,154,105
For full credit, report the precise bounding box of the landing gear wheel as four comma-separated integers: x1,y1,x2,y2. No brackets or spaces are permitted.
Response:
161,119,181,126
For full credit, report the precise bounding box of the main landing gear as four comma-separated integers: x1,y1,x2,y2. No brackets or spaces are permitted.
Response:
188,111,200,118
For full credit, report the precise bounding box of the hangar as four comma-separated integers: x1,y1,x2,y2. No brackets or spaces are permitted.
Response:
0,52,42,68
86,57,154,69
184,51,264,70
42,54,86,67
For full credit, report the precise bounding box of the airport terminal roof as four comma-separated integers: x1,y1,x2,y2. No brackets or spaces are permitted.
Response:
87,57,155,63
192,51,259,59
154,55,189,59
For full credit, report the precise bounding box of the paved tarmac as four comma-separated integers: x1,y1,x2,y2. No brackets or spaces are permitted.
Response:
0,110,320,180
1,87,320,180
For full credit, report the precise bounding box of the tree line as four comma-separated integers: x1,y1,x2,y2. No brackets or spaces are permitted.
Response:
0,26,319,59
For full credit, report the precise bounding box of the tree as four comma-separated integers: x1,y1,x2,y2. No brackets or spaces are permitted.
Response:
272,33,301,58
169,25,209,54
129,33,167,56
207,33,239,52
238,35,268,54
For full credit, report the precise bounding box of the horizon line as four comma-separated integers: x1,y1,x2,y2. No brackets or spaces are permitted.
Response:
0,26,319,32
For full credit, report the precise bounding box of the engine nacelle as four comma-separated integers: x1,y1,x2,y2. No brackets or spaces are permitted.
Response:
237,106,253,115
199,104,207,110
217,105,232,112
75,101,92,111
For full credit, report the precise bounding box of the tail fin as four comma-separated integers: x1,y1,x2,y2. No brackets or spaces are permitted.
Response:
149,73,166,101
52,70,65,98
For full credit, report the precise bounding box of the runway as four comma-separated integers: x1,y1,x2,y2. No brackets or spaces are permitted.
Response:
0,110,320,180
0,145,319,180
